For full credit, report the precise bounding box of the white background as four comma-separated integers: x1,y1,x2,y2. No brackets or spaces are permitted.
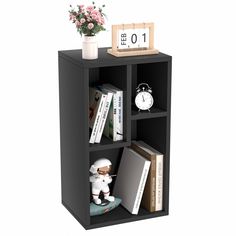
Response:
1,0,236,235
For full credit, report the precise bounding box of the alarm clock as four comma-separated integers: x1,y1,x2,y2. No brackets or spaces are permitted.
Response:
135,83,154,111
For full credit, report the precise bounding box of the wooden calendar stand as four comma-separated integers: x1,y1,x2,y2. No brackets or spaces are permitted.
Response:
107,23,159,57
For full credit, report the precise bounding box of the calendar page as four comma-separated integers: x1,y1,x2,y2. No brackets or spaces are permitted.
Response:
117,28,150,50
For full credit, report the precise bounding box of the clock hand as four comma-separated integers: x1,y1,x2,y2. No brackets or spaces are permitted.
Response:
142,95,145,102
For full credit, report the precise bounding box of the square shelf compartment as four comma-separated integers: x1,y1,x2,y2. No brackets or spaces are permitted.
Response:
131,117,168,155
131,116,169,216
89,145,168,229
131,62,169,120
88,65,128,148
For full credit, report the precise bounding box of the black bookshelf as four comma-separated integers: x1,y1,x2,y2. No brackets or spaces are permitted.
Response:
58,48,172,229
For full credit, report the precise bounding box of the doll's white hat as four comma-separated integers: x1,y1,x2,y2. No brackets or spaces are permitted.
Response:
90,158,111,174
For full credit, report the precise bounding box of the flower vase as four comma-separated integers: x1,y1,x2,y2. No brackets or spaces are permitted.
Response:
82,35,98,60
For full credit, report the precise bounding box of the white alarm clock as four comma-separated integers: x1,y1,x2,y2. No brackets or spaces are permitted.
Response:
135,83,154,111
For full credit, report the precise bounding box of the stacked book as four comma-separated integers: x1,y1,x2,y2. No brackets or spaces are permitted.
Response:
89,84,123,144
113,141,164,214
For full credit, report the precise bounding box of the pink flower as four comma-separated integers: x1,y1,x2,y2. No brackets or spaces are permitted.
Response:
75,20,81,27
91,9,99,15
80,18,86,24
88,23,94,30
86,5,94,12
91,13,97,20
79,5,84,8
69,14,76,21
96,15,104,25
86,16,92,22
100,18,105,25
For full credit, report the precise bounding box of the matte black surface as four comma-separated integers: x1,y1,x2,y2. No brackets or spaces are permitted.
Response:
58,48,172,229
59,48,171,68
136,62,168,111
131,107,167,120
59,57,90,226
90,205,167,229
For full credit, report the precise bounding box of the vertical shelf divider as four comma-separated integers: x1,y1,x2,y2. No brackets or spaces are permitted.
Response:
126,65,132,144
163,59,172,213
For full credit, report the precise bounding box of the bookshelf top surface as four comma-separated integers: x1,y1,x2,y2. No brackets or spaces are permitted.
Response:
59,47,171,68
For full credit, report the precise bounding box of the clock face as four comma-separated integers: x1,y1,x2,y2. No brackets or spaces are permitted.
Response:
135,91,154,110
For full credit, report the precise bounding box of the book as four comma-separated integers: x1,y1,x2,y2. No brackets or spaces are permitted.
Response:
101,87,116,141
131,140,164,211
89,88,107,144
113,147,151,214
131,141,156,212
102,84,123,141
94,89,113,143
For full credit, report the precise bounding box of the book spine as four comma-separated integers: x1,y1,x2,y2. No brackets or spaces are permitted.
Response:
130,142,156,212
95,93,113,143
89,94,106,144
113,93,117,141
156,155,163,211
150,157,156,212
103,98,112,139
116,91,123,141
132,161,151,214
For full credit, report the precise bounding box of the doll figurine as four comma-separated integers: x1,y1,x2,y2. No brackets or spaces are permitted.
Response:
89,158,115,205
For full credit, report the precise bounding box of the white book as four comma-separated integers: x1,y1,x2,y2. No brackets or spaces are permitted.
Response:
102,84,123,141
116,90,123,141
89,88,107,144
94,90,113,143
135,141,164,211
101,86,117,141
113,147,151,214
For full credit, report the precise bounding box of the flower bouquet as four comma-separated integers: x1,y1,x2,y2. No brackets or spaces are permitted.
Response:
69,2,106,59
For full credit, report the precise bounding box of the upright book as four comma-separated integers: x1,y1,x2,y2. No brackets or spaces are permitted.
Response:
102,87,117,141
94,87,113,143
113,147,151,214
89,88,107,144
102,84,123,141
131,140,164,211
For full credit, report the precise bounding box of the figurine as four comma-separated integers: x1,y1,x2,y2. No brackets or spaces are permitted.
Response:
89,158,115,205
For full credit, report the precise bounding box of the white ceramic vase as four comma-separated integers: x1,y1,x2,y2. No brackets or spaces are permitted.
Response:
82,35,98,60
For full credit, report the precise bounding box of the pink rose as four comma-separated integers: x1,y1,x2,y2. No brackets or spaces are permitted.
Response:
75,20,81,27
88,23,94,30
97,16,104,25
86,5,94,12
69,14,76,21
91,13,97,20
80,18,86,24
91,9,99,15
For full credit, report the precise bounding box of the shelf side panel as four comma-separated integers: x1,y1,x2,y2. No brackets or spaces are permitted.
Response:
59,56,90,226
164,59,172,213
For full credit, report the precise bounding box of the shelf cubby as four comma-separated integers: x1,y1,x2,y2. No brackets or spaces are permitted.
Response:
131,62,169,120
88,65,129,144
58,48,171,229
131,117,167,154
